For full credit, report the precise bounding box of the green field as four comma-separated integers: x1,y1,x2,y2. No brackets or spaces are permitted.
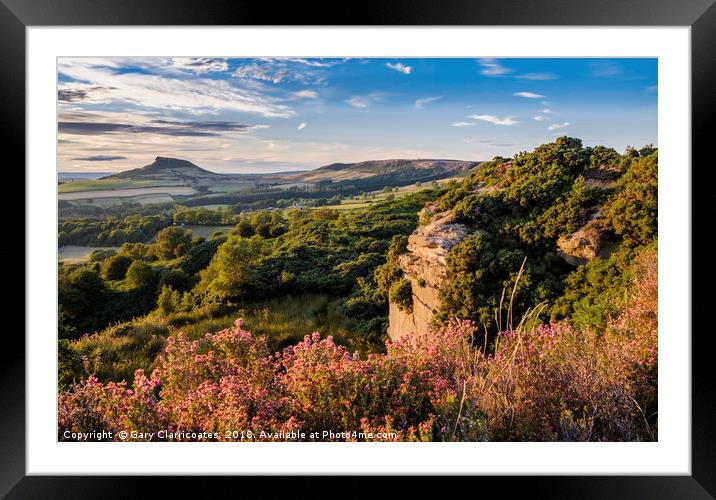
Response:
317,179,453,211
58,178,167,193
183,225,236,238
193,204,230,210
58,245,119,264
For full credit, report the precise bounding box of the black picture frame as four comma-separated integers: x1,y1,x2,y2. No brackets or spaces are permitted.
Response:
3,0,712,496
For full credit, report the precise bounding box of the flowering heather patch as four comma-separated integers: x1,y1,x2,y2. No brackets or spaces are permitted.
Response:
59,252,657,442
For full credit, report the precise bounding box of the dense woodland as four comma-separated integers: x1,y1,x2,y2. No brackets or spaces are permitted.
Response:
58,137,658,442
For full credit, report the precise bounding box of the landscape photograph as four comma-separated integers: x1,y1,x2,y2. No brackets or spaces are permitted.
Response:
57,57,658,442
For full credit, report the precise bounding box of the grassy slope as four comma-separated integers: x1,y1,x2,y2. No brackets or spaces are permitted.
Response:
70,294,367,383
58,179,166,193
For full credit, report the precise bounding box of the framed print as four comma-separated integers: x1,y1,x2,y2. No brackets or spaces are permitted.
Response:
4,0,714,495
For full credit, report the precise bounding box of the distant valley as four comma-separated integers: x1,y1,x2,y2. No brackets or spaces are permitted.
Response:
58,156,480,209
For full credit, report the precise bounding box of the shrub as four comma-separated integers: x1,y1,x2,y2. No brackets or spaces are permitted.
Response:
89,248,116,263
125,261,155,289
389,279,413,313
100,255,133,281
155,226,192,259
59,252,656,442
156,285,181,315
603,152,658,247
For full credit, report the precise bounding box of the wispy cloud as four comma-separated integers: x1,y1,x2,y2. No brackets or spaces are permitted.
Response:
292,90,320,100
345,92,386,108
540,108,553,113
450,121,475,127
59,58,295,118
478,59,559,81
346,96,370,108
478,58,510,76
233,59,331,86
233,62,288,84
548,121,570,131
470,114,518,126
515,72,558,80
71,155,127,161
166,57,229,74
414,96,443,109
386,62,412,75
645,84,658,92
264,57,347,68
464,138,517,147
591,61,620,77
532,115,547,121
513,91,545,99
58,84,115,104
297,122,308,130
59,113,269,137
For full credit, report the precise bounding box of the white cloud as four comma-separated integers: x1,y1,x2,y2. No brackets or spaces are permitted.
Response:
58,58,295,118
532,115,547,121
515,72,558,80
450,121,475,127
548,121,570,131
540,108,553,113
346,96,370,108
345,92,386,109
293,90,320,99
167,57,229,74
233,59,330,86
513,91,545,99
646,84,658,92
478,58,510,76
469,114,518,126
414,96,443,109
233,63,288,84
386,62,412,75
297,122,308,130
263,57,346,68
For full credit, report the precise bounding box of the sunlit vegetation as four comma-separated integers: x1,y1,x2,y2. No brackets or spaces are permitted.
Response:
57,138,658,442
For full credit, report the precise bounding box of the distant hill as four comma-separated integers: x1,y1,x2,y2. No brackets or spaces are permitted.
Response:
289,159,480,183
64,156,482,202
101,157,221,181
100,157,480,186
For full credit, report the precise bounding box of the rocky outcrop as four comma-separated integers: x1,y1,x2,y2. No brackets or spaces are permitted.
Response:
557,212,619,265
582,168,619,189
557,220,603,265
387,204,468,341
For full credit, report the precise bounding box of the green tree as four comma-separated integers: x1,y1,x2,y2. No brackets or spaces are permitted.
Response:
255,222,273,238
58,267,105,328
159,269,192,292
100,254,133,280
125,261,155,289
156,285,181,315
195,235,266,303
89,248,116,263
237,219,255,237
155,226,192,259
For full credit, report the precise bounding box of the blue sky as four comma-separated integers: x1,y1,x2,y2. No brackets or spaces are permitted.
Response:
58,57,657,173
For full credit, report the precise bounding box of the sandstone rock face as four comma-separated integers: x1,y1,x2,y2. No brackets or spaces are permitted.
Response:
582,168,619,189
557,218,607,265
387,207,468,341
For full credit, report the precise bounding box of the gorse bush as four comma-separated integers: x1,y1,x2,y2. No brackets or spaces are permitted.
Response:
389,279,412,313
602,151,658,247
433,137,657,339
59,248,657,442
